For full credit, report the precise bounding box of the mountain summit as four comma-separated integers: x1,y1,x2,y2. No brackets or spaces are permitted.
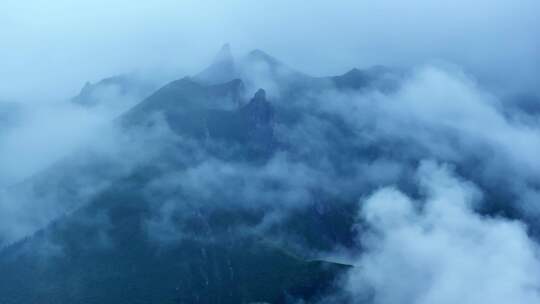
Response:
194,43,238,85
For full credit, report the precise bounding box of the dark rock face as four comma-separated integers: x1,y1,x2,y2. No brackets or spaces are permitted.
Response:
240,89,275,151
121,78,276,158
241,89,272,127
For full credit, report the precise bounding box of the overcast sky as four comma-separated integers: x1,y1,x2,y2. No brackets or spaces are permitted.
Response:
1,0,539,102
1,3,540,301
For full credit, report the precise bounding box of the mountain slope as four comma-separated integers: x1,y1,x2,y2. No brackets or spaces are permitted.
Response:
0,167,349,303
0,57,362,303
194,44,238,85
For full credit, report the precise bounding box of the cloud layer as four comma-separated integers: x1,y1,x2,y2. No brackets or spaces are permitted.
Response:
346,161,540,304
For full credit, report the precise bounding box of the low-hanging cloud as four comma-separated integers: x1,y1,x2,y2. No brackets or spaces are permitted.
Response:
0,2,539,301
302,65,540,221
344,161,540,303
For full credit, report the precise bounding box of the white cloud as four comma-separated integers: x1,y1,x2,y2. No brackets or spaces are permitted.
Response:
347,161,540,304
310,65,540,218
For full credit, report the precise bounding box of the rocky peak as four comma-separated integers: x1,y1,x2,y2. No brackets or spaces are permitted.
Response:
253,88,266,101
194,43,238,85
214,43,233,64
242,88,272,126
238,88,275,152
244,49,280,67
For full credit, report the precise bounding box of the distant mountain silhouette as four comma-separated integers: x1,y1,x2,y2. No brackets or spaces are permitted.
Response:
72,73,161,109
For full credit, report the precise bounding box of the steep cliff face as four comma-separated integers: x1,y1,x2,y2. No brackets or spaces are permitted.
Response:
239,88,275,150
242,89,273,126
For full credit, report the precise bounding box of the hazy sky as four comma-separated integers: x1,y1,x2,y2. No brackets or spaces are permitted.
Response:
1,0,539,102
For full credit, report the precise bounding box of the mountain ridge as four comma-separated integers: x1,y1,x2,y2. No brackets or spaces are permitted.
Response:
0,46,408,304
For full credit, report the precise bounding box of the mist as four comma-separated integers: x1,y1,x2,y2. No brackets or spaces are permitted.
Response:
346,161,540,304
1,1,539,303
1,0,539,103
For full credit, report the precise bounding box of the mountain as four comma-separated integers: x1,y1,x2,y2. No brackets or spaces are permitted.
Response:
0,165,349,303
194,44,238,85
72,73,161,110
0,46,410,303
194,46,319,98
331,66,403,92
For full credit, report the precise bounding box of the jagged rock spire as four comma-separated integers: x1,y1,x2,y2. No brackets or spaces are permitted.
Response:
193,43,238,85
237,88,274,152
242,88,273,127
244,49,281,67
253,88,266,101
214,43,232,63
